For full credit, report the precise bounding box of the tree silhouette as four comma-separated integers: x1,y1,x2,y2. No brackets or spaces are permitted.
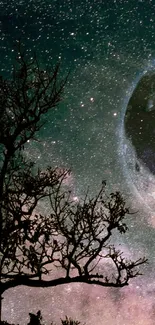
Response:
0,41,147,322
28,310,42,325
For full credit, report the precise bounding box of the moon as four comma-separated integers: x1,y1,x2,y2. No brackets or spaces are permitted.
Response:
119,70,155,212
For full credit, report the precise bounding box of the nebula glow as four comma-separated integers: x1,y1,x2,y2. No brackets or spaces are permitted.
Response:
2,0,155,324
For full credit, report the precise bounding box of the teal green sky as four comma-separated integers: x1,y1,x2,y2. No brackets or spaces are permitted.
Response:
2,1,155,324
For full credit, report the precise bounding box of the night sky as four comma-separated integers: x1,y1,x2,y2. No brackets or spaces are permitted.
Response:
2,0,155,324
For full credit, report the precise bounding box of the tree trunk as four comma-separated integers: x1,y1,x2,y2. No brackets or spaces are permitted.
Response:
0,283,4,323
0,293,2,323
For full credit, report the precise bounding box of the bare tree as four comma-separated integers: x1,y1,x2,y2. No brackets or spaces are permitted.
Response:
0,41,147,322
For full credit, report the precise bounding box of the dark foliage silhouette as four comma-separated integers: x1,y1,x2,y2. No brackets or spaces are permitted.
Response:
0,310,83,325
0,41,147,322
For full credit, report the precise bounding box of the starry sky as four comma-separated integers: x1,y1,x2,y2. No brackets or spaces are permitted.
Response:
2,0,155,324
